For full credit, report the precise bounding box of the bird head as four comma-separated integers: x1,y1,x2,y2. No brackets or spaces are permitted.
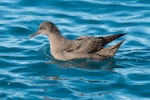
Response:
30,21,59,38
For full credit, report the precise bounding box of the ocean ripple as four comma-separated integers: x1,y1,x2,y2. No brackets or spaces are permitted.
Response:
0,0,150,100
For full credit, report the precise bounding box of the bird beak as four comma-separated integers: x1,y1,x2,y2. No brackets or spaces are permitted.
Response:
29,32,40,38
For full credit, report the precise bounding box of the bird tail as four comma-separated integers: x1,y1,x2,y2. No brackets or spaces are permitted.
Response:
103,33,126,46
97,40,125,57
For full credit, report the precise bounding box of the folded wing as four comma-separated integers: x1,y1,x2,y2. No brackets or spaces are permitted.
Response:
66,33,126,53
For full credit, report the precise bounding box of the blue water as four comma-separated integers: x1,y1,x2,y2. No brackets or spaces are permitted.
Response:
0,0,150,100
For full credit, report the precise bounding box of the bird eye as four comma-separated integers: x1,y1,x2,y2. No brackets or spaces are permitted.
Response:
39,27,46,30
43,27,47,30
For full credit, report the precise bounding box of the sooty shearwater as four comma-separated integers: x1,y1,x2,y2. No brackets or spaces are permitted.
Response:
30,21,125,61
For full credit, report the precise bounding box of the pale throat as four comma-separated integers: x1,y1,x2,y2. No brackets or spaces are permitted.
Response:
47,32,67,52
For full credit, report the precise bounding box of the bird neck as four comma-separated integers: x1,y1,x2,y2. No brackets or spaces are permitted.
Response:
47,31,67,43
47,31,68,53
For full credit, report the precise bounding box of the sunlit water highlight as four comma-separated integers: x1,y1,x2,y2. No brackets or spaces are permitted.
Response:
0,0,150,100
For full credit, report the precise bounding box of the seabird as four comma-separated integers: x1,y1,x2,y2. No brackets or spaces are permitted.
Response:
30,21,125,61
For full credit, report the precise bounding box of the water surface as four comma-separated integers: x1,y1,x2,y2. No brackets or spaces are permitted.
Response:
0,0,150,100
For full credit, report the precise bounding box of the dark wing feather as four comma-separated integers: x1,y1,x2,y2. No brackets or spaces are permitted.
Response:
66,33,126,53
66,36,105,53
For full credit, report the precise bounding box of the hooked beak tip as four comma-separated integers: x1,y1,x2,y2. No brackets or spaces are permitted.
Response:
29,32,40,39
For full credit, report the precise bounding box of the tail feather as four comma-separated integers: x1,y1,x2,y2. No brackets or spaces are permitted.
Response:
103,33,126,46
97,40,125,57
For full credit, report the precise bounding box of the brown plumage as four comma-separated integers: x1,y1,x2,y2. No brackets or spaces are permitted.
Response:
30,21,125,61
